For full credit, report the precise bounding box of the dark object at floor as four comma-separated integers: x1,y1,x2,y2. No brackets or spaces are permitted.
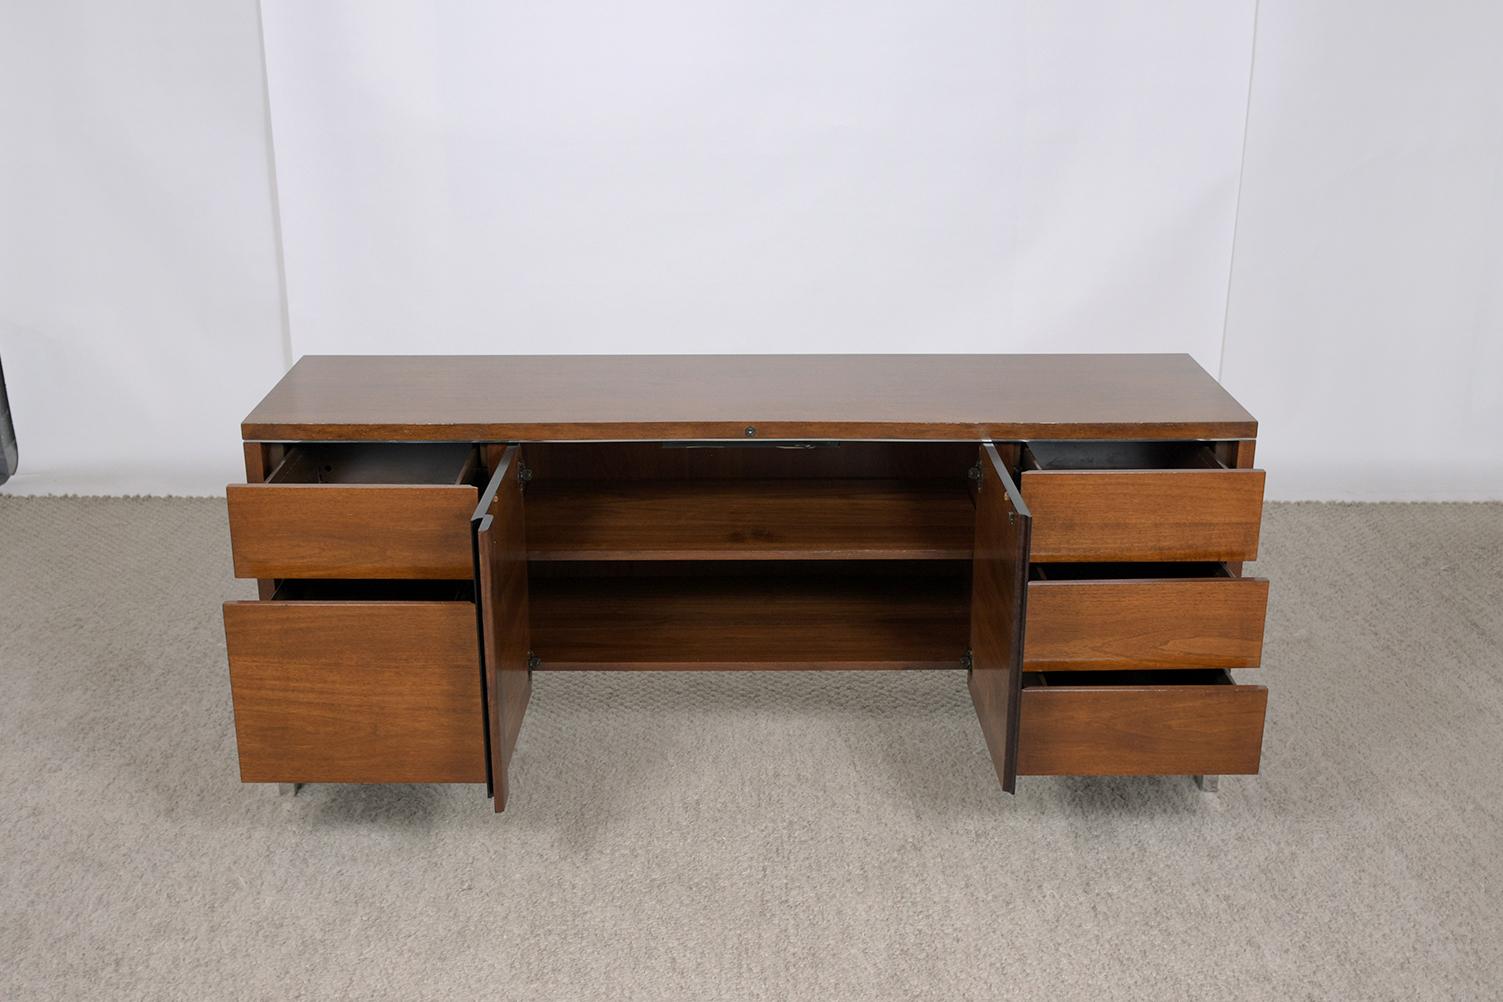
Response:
0,355,17,485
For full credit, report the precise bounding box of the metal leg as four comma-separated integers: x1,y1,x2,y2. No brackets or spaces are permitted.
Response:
1193,775,1219,793
277,783,302,797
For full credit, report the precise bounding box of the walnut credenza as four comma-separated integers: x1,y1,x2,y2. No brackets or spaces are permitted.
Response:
222,354,1269,811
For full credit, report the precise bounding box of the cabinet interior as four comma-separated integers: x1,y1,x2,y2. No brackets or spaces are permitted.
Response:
520,442,978,669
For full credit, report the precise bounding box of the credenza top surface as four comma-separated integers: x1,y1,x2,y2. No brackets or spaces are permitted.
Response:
242,353,1257,442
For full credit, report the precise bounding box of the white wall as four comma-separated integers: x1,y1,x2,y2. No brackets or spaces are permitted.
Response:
1220,0,1503,500
0,0,287,495
261,1,1254,364
1,1,1498,499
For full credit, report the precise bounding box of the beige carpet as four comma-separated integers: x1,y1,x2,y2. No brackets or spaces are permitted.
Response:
0,498,1499,1000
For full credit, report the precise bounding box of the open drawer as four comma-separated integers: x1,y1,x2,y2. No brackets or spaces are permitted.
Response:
1025,563,1268,670
227,443,480,579
223,582,486,784
1020,441,1264,562
1016,669,1267,776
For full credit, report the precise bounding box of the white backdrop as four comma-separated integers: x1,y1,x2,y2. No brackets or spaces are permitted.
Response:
1219,0,1503,500
0,0,288,495
2,0,1500,499
261,1,1254,363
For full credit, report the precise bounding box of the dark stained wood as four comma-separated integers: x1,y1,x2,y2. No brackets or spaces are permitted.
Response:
1016,670,1267,775
967,443,1032,794
223,600,486,783
473,446,532,812
523,441,978,481
528,558,970,581
242,443,278,600
241,354,1258,442
227,484,478,579
1222,439,1258,575
525,479,975,561
1025,573,1269,670
1023,469,1265,562
242,441,287,483
529,568,970,669
243,442,270,483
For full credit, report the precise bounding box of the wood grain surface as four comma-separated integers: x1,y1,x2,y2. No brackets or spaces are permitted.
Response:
227,484,478,579
525,479,976,561
521,441,978,481
473,446,533,811
529,569,970,669
1022,468,1265,562
241,354,1258,442
1016,671,1267,776
1024,574,1269,670
966,443,1032,793
223,601,486,784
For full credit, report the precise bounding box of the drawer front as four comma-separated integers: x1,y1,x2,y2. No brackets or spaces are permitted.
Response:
1025,576,1268,670
227,484,477,579
1016,677,1267,776
1021,469,1264,562
223,601,486,783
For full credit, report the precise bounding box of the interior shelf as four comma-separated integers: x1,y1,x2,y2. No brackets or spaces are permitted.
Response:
528,563,970,669
524,479,976,561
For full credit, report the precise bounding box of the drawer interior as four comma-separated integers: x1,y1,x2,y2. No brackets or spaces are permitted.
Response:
267,443,478,485
1023,563,1268,672
1025,667,1236,689
270,579,475,602
1022,441,1226,472
1031,562,1232,581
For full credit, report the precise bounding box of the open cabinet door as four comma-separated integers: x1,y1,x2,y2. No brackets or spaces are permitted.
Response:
969,442,1033,794
473,445,532,811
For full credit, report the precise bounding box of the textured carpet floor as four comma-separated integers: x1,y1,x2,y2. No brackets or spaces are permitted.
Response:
0,498,1500,1000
